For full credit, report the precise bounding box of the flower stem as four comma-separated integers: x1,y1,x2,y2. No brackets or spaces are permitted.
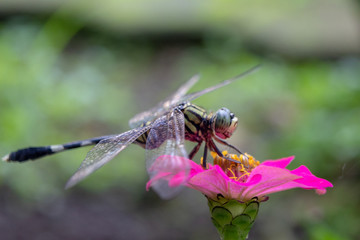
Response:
207,196,259,240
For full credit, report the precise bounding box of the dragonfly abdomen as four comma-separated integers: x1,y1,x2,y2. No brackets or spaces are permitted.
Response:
134,129,149,148
134,119,169,149
2,136,112,162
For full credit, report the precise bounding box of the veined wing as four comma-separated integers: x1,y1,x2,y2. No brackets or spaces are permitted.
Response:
145,108,189,199
65,125,152,189
129,65,260,128
182,64,261,103
129,74,200,128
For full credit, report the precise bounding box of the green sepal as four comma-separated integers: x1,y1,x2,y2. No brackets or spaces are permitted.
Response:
243,201,259,221
232,214,252,230
211,207,233,227
222,224,242,240
222,200,246,217
207,196,260,240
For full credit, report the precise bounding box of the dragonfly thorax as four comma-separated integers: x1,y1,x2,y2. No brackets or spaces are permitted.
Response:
211,107,238,139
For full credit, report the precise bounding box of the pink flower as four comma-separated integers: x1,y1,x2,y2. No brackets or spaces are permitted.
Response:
147,152,333,201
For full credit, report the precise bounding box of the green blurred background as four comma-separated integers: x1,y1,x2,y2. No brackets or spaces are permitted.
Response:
0,0,359,239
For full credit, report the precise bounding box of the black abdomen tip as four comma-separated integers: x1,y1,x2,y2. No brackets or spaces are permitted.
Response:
4,147,53,162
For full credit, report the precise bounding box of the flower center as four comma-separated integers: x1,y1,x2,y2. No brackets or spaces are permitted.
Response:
210,151,260,182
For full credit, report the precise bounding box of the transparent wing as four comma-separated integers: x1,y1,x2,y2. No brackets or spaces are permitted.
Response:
129,74,200,128
65,125,151,189
129,65,260,129
181,64,261,103
145,108,189,199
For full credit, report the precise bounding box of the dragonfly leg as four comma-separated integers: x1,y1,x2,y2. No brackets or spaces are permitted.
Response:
189,142,202,160
201,144,208,168
213,136,245,155
209,139,241,164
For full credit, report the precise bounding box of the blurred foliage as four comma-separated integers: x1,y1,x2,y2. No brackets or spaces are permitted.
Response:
0,0,360,239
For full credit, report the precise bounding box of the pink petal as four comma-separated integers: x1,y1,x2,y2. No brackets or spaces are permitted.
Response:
226,174,262,200
316,189,327,195
242,165,301,199
146,172,172,191
187,165,263,199
146,155,191,191
243,164,333,197
187,165,230,199
261,156,295,168
168,171,187,188
189,160,205,176
291,165,333,189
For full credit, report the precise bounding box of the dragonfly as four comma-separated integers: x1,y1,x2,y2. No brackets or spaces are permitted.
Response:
2,65,260,199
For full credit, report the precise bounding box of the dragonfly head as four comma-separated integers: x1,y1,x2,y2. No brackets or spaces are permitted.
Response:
212,108,238,139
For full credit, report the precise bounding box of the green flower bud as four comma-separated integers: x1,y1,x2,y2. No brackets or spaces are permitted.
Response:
207,195,259,240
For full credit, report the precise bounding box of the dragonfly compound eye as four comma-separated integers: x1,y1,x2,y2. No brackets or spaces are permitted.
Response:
212,108,238,139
